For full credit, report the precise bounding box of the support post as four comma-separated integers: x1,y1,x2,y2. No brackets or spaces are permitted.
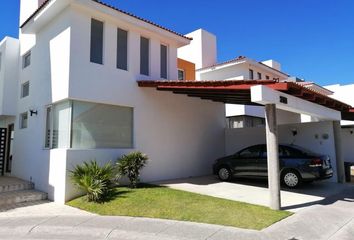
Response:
265,104,281,210
333,121,345,183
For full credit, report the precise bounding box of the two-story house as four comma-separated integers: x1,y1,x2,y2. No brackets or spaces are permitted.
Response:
0,0,226,203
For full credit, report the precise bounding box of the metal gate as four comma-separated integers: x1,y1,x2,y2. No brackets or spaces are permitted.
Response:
0,128,7,176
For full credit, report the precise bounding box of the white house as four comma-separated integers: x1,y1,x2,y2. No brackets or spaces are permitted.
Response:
177,28,354,187
0,0,226,203
1,0,353,210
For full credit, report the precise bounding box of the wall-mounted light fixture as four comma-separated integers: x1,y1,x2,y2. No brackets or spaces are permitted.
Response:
30,109,38,116
350,130,353,135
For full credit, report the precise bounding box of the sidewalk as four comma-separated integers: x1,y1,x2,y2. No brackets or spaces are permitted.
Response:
0,185,353,240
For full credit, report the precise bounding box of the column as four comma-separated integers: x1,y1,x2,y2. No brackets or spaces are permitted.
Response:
333,121,345,183
265,104,281,210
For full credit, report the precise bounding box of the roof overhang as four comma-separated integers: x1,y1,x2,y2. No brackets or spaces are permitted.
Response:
138,80,354,121
21,0,70,33
251,85,341,121
21,0,191,47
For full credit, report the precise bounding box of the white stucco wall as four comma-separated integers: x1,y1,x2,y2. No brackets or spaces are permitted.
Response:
341,127,354,163
325,83,354,126
12,5,226,203
225,121,338,182
177,29,217,70
0,37,20,116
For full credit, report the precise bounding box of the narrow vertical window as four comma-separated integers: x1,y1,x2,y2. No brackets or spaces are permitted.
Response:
178,69,185,80
249,69,254,80
160,44,168,79
21,82,30,98
117,28,128,70
45,106,52,148
257,72,262,79
266,75,270,80
20,112,28,129
23,51,31,68
140,36,149,76
90,18,104,64
0,52,2,71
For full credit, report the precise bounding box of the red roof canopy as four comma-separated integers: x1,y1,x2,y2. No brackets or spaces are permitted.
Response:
138,80,354,121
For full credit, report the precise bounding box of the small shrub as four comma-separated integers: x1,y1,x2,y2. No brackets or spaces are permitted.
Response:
70,160,114,202
116,152,149,188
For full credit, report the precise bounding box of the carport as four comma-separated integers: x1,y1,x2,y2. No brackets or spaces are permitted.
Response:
138,80,354,210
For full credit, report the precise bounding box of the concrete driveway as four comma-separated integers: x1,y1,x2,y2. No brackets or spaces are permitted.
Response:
0,183,353,240
157,175,352,212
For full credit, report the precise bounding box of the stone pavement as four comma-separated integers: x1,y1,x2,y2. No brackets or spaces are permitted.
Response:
0,186,353,240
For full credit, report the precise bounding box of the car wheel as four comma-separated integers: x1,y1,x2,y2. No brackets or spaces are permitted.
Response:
218,167,232,181
282,170,301,188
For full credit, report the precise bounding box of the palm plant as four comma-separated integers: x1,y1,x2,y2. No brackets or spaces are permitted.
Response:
70,160,114,202
116,152,149,188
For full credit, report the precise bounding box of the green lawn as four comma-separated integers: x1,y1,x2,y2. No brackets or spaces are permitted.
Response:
67,184,291,230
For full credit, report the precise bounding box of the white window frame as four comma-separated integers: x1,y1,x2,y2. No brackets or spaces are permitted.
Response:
21,82,30,98
20,112,28,129
23,51,31,69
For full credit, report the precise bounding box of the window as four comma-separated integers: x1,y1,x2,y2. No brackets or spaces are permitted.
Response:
21,82,29,98
226,116,265,128
45,100,133,149
23,51,31,68
90,18,104,64
117,28,128,70
20,112,28,129
257,72,262,79
160,44,168,79
178,69,185,80
140,36,149,76
238,145,262,158
249,69,254,80
0,52,2,71
266,75,270,80
45,107,52,148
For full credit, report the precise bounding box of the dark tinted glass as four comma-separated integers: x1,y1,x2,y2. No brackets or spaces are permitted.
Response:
249,69,254,79
117,28,128,70
90,19,104,64
160,45,167,78
238,145,262,158
140,37,149,75
178,70,184,80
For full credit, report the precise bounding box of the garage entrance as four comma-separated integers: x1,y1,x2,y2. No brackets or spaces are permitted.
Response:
139,80,354,210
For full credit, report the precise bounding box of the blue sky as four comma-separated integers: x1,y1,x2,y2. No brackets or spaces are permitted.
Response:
1,0,354,85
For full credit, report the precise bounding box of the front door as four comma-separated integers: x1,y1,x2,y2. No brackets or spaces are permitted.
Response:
6,124,14,174
0,128,7,176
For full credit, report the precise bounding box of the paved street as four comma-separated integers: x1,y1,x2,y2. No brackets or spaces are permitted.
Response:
0,185,353,240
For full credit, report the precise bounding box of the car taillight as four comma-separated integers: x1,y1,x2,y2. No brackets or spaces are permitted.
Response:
309,158,322,167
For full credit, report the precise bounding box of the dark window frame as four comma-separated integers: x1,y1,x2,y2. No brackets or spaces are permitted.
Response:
21,82,30,98
140,36,150,76
178,69,185,80
160,44,168,79
249,69,254,80
23,51,31,69
116,28,128,70
90,18,104,65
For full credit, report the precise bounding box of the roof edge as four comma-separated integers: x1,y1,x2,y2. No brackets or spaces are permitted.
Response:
20,0,192,41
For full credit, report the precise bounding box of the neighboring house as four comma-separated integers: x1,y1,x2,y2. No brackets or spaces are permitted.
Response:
178,30,339,128
177,28,354,181
325,84,354,164
0,0,226,203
